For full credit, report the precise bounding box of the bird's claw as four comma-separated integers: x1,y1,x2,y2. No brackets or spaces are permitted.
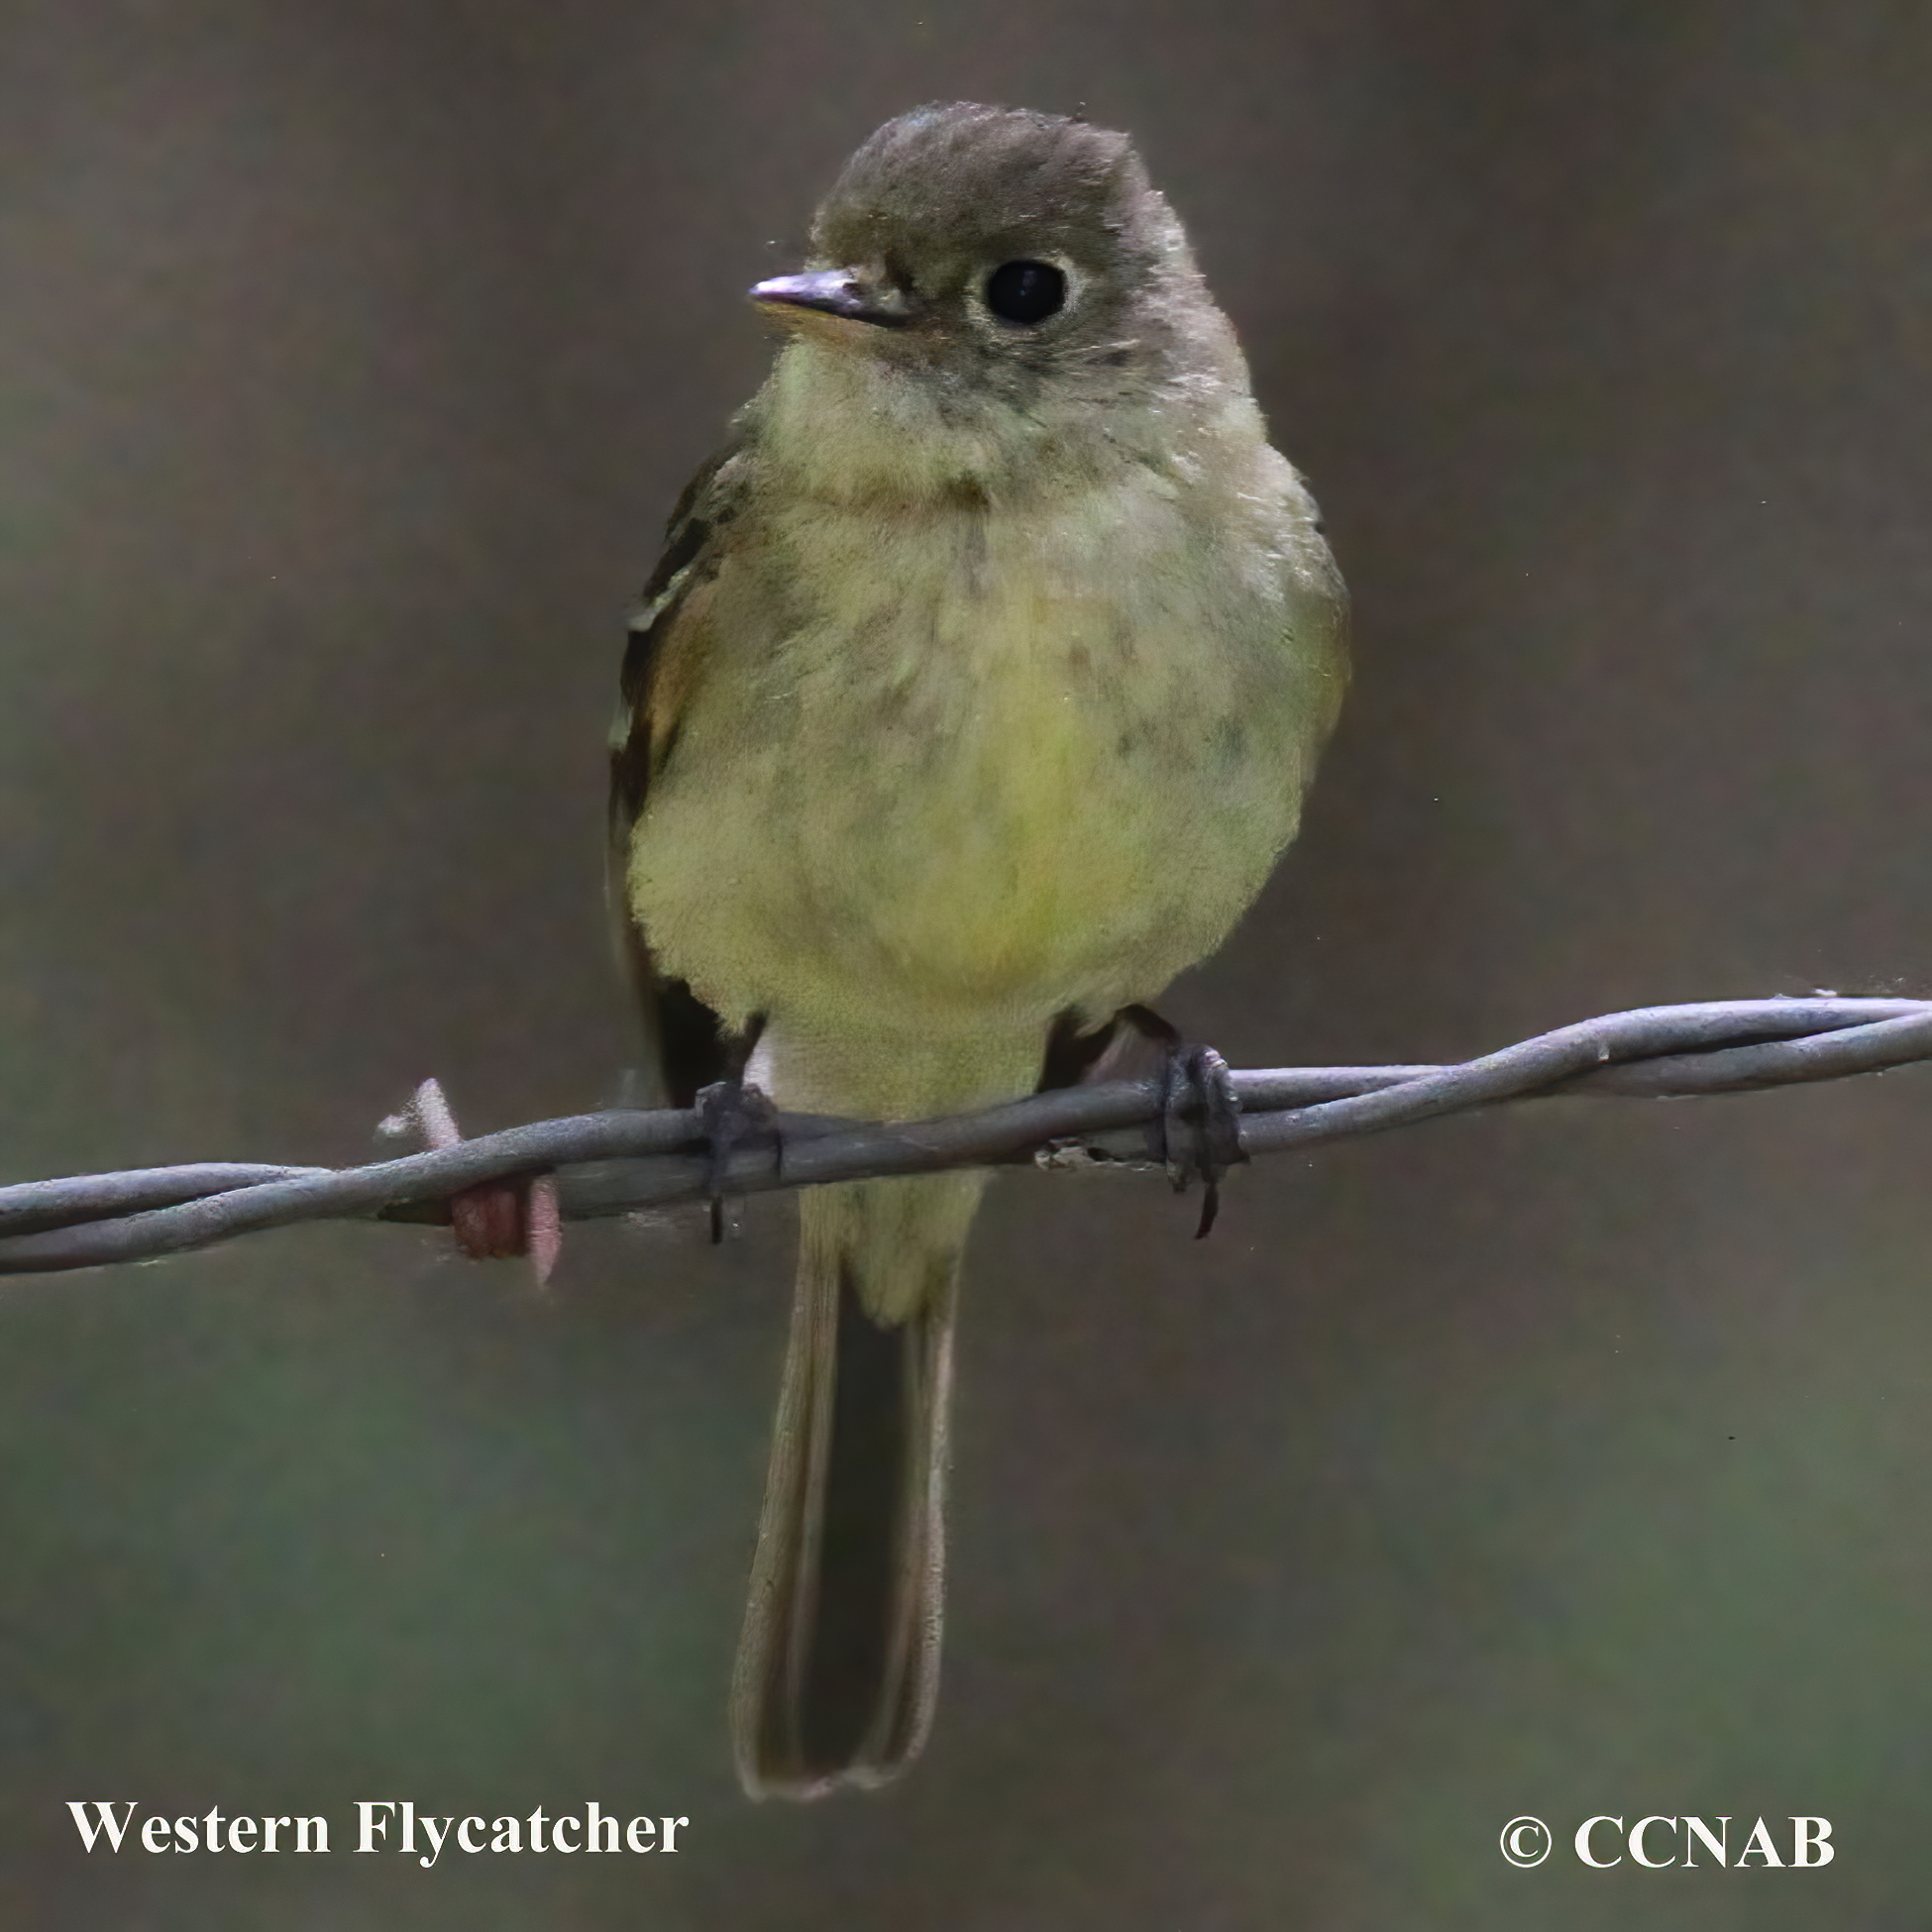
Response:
1153,1043,1244,1239
696,1075,779,1243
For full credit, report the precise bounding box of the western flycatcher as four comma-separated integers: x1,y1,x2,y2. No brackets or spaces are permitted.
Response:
609,101,1347,1799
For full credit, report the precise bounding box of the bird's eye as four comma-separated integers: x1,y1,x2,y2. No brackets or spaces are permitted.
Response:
983,260,1066,325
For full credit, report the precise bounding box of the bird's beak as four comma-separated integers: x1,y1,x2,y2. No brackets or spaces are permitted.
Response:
748,269,912,330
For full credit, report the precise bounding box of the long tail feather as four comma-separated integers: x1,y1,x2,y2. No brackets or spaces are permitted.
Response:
731,1174,976,1798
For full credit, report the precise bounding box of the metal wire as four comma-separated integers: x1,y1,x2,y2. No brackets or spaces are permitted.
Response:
0,996,1925,1277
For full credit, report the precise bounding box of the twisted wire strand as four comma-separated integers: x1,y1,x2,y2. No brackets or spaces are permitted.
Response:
0,997,1924,1277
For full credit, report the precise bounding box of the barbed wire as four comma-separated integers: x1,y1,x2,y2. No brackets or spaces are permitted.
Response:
0,996,1925,1279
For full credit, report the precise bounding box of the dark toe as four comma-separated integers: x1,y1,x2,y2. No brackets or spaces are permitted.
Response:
697,1075,779,1241
1153,1043,1244,1236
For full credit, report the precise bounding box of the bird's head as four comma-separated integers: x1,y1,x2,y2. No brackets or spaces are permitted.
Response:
751,103,1245,503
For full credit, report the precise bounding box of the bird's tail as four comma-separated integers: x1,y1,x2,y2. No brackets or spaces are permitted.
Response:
730,1170,984,1799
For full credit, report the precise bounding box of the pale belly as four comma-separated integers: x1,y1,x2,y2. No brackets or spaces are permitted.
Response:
626,493,1333,1099
781,656,1288,1014
635,654,1301,1047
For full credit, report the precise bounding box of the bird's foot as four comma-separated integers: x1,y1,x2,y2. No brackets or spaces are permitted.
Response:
697,1017,778,1242
1158,1042,1243,1238
1117,1007,1245,1239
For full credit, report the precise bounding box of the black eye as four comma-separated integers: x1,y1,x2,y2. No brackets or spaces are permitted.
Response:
983,260,1066,325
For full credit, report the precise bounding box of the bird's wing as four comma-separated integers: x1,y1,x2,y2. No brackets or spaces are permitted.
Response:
607,425,753,1107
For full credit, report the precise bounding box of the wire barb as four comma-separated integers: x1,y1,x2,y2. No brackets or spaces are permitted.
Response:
0,996,1925,1278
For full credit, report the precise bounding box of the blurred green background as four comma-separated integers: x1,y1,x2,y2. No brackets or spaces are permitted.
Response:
3,3,1930,1925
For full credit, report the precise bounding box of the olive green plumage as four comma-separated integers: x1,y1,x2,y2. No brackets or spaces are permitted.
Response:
610,101,1346,1799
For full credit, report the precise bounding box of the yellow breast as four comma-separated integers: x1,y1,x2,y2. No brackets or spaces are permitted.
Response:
629,483,1331,1041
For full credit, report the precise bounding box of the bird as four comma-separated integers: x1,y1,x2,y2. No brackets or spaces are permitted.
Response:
608,101,1347,1800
